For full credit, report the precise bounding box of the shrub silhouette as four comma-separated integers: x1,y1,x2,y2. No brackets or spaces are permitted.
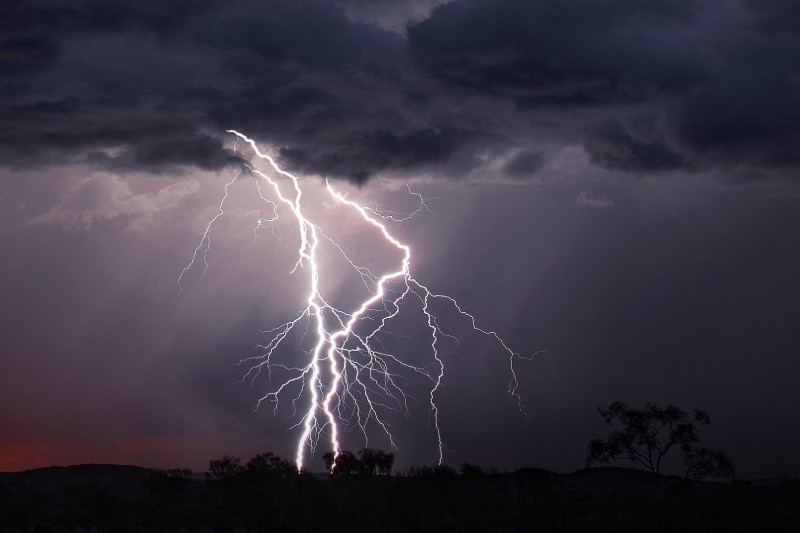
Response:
684,446,736,480
401,464,458,478
588,400,735,479
460,463,485,476
322,448,395,476
4,459,800,531
358,448,395,475
245,451,296,476
206,454,244,481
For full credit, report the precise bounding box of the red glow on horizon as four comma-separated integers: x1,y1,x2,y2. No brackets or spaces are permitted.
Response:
0,436,289,473
0,442,50,472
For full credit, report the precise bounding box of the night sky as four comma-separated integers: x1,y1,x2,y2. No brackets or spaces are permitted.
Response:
2,0,799,478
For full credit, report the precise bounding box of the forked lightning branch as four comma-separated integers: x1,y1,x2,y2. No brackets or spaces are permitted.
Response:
179,130,535,471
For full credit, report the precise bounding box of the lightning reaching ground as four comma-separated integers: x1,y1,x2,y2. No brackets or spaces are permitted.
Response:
180,130,537,471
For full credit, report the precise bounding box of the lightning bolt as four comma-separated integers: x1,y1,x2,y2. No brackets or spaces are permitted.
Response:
180,130,539,471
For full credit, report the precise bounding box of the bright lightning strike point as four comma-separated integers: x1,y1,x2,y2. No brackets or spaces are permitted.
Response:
180,130,539,472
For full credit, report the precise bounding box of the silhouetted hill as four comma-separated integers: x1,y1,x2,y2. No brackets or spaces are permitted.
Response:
1,464,798,531
567,465,685,488
1,464,154,487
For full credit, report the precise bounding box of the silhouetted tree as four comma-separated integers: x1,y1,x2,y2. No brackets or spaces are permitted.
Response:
685,446,736,480
206,454,244,481
587,401,734,477
322,448,395,476
230,452,299,531
359,448,395,476
245,451,295,476
408,464,457,477
145,468,197,530
150,467,193,488
377,450,395,475
359,448,378,474
460,463,485,476
322,450,336,472
323,450,363,476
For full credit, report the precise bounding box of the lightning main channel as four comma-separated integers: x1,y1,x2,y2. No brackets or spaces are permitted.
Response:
180,130,538,471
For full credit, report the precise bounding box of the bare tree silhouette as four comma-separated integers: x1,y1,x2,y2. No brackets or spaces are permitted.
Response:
206,455,243,482
322,448,395,476
587,401,735,479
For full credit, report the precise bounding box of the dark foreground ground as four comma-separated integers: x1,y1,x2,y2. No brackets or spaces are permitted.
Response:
1,464,798,532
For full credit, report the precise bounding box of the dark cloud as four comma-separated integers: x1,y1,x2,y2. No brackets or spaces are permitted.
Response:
278,126,474,182
0,0,219,42
0,0,798,180
585,119,686,172
196,3,400,69
408,0,800,174
86,133,240,172
408,0,705,104
502,149,544,179
744,0,800,35
0,36,59,74
671,18,800,168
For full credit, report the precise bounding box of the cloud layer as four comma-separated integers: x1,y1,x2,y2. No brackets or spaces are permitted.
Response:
2,0,798,181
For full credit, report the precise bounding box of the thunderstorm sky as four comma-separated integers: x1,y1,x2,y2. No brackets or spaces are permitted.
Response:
1,0,799,477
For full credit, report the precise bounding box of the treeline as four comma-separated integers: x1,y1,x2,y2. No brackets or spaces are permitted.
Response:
323,448,394,476
2,459,800,532
0,402,792,531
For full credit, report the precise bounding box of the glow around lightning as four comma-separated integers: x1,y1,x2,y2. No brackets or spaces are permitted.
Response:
181,130,536,471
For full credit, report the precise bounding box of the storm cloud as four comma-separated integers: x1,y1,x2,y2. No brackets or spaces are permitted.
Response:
1,0,798,180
